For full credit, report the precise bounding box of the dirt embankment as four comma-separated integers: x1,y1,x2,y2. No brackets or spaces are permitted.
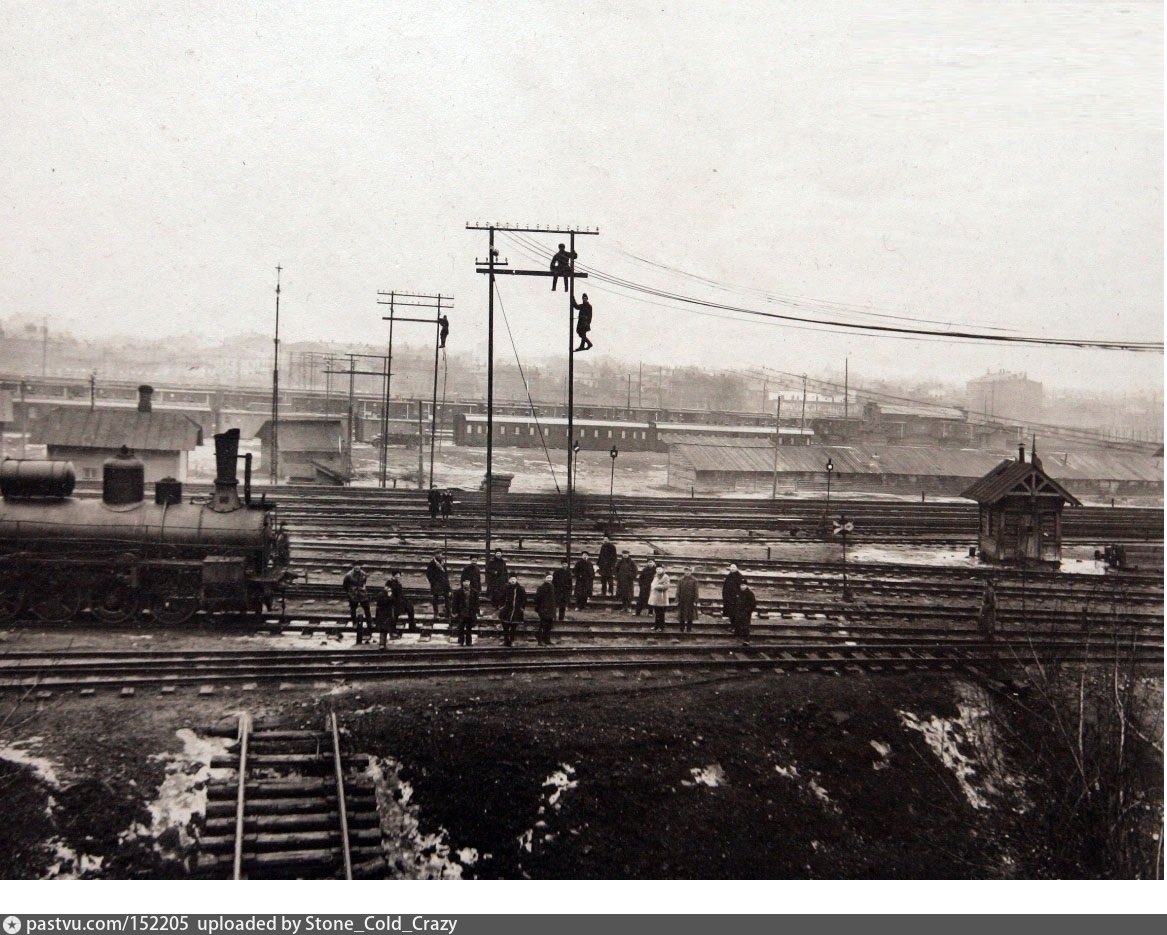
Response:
0,669,1161,879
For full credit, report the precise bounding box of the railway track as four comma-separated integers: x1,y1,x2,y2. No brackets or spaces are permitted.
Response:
2,632,1159,693
197,712,384,879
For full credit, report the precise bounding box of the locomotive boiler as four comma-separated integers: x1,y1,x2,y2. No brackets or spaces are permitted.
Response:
0,429,291,624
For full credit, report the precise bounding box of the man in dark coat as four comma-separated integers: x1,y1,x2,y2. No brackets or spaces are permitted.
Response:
460,558,481,594
438,314,449,348
552,559,572,622
573,551,595,610
676,568,700,632
387,569,416,632
426,553,451,622
485,549,508,608
615,551,637,612
534,573,557,645
342,564,372,644
440,489,454,518
722,564,743,622
597,537,618,596
978,577,997,642
427,486,440,520
572,294,594,352
499,575,527,647
450,581,478,646
734,582,757,643
374,578,398,646
636,560,656,616
549,243,576,292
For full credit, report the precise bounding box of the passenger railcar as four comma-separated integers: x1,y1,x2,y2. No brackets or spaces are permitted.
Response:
0,429,291,624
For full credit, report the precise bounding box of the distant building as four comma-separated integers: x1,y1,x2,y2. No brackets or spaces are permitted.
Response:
862,402,971,446
254,417,350,485
31,385,203,482
966,370,1043,422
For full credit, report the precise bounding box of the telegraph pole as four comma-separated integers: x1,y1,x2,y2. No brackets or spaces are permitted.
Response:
770,397,782,500
271,265,282,484
469,221,598,564
378,291,453,490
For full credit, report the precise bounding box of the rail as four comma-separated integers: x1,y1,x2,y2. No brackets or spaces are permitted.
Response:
328,711,353,880
232,711,251,880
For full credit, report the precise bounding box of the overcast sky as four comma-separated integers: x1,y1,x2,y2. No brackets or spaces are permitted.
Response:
2,1,1162,394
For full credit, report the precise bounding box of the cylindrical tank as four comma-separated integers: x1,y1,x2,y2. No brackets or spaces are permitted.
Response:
103,447,145,505
0,460,76,499
155,477,183,505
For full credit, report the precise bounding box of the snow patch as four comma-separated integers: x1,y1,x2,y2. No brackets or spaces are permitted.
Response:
688,764,726,788
870,740,892,771
0,737,64,788
543,765,579,808
516,765,581,856
43,839,104,880
121,728,233,857
773,761,838,813
366,755,470,879
898,682,1025,811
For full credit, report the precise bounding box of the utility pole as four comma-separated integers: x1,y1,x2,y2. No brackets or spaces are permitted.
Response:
627,374,632,410
270,265,282,484
41,319,47,377
770,397,782,500
469,221,598,564
89,372,96,411
843,357,849,442
347,352,355,465
801,373,807,433
379,291,453,490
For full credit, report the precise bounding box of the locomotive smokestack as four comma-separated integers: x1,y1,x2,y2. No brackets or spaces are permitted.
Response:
1018,443,1025,463
210,428,241,512
137,385,154,413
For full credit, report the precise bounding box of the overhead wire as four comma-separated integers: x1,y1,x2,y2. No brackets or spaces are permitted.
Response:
492,281,562,493
503,233,1162,352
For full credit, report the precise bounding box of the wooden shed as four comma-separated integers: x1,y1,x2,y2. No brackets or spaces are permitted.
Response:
961,445,1081,565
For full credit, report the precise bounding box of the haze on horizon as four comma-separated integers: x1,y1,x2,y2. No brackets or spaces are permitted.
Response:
1,1,1162,395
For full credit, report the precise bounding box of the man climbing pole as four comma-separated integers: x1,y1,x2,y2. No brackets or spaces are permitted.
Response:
550,243,576,292
572,293,594,352
438,313,449,348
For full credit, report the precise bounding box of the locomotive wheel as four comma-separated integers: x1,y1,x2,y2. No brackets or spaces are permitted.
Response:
150,591,200,625
92,579,140,624
29,584,84,623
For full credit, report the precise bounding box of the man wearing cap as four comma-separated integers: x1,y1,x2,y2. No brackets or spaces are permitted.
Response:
615,550,638,613
677,568,700,633
550,243,576,292
342,564,372,644
597,536,618,597
722,564,743,624
534,573,557,645
500,574,527,648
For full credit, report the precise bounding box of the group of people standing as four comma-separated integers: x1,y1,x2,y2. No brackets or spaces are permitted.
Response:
426,487,456,520
342,539,762,649
341,564,417,648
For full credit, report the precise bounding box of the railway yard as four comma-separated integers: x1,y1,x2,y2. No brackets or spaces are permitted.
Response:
0,482,1162,880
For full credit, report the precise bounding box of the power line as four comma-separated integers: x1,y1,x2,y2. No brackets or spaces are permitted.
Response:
504,233,1162,352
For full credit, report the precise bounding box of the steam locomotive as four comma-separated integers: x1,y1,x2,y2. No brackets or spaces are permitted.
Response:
0,429,291,624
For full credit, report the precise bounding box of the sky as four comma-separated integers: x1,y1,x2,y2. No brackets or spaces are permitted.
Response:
1,0,1162,395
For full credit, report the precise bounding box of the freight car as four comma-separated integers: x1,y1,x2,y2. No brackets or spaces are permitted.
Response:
0,429,291,624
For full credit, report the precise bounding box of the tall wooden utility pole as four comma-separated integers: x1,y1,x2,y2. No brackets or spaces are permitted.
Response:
801,373,807,433
469,222,598,563
843,357,849,442
270,265,282,484
378,291,453,490
770,397,782,500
